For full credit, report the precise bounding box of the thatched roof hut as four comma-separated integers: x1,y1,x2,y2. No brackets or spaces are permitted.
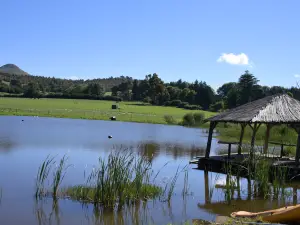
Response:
204,94,300,163
207,94,300,124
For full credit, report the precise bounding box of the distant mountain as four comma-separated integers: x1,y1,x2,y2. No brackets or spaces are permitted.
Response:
0,64,29,76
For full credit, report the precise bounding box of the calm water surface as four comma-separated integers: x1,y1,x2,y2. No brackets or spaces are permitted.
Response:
0,116,299,225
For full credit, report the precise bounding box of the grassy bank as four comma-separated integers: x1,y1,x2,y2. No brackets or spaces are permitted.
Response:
0,97,215,124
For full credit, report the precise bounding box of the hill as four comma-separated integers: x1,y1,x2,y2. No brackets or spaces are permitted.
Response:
0,64,29,76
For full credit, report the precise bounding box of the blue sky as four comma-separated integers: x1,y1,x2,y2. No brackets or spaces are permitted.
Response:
1,0,299,90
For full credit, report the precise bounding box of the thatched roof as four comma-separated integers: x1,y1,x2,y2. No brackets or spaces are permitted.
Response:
207,94,300,124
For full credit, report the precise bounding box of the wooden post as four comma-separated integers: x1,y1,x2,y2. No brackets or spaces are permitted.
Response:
250,123,261,158
280,144,284,158
227,143,232,158
237,176,241,200
292,125,300,165
293,187,297,205
205,122,217,158
238,124,246,155
296,132,300,165
247,178,251,200
263,124,272,154
204,170,210,204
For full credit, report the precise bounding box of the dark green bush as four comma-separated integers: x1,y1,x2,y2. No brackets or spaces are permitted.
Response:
169,100,182,106
143,97,151,103
164,101,171,106
193,112,205,125
182,113,195,126
183,104,202,110
182,112,205,126
209,101,224,112
178,102,189,108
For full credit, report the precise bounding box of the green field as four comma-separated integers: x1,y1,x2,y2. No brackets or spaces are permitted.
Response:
0,98,216,124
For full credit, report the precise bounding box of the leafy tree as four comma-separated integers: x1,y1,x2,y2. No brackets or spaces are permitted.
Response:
24,82,40,98
225,88,238,109
167,86,181,101
209,101,224,112
217,82,237,98
86,83,105,97
193,82,215,110
131,79,140,101
237,70,259,105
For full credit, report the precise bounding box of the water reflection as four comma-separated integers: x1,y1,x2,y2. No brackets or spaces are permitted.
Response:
35,199,61,225
34,200,167,225
137,142,205,162
199,170,300,217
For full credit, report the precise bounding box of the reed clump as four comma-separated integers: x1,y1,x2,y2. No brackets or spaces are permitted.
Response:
36,149,191,208
35,154,70,199
64,150,162,208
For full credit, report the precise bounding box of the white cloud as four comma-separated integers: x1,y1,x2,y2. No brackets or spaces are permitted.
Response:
217,53,249,65
294,74,300,78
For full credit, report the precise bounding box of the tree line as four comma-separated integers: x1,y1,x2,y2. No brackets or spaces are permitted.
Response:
0,70,299,112
111,70,300,111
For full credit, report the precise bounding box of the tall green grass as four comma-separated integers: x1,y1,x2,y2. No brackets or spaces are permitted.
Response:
35,149,191,208
35,155,55,198
52,155,70,199
62,150,164,208
35,154,70,199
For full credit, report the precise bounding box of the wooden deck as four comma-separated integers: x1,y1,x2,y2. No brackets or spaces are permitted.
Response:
190,153,300,180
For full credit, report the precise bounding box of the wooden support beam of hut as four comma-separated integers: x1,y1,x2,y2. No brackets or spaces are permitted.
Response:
250,123,261,157
292,125,300,165
238,123,246,155
296,131,300,165
205,122,217,158
263,124,273,154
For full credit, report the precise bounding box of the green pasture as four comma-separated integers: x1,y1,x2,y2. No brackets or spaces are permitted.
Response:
0,97,215,124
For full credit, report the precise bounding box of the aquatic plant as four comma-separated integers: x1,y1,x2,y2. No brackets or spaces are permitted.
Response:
35,154,70,199
52,155,70,199
64,150,162,208
35,155,55,199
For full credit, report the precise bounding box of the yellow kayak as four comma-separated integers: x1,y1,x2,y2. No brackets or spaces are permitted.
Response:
231,204,300,223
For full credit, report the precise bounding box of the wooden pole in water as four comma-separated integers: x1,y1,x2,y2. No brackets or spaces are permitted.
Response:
293,187,297,205
237,176,241,200
263,124,272,154
238,124,246,155
247,178,251,200
205,122,217,158
204,170,210,204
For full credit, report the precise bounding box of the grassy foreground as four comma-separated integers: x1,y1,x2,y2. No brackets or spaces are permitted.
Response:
0,97,215,124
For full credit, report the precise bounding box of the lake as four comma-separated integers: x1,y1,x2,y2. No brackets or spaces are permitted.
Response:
0,116,298,225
